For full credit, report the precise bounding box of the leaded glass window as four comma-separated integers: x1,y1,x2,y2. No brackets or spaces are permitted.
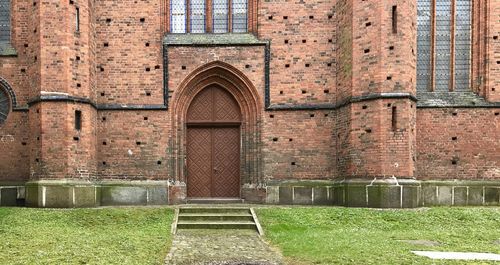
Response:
213,0,228,33
416,0,472,92
171,0,187,33
0,0,10,43
190,0,205,33
232,0,247,33
0,87,10,125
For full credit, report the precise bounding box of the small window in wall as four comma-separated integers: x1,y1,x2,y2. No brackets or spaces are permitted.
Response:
0,87,10,125
190,0,205,33
75,110,82,131
171,0,187,33
0,0,11,44
232,0,248,33
75,7,80,32
213,0,229,33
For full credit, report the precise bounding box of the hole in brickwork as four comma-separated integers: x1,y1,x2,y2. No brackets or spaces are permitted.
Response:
100,67,104,72
289,138,293,142
268,15,273,20
452,112,458,116
283,16,288,20
284,40,289,44
24,44,28,47
76,56,80,61
495,112,499,116
302,39,306,43
69,0,73,4
36,158,39,163
493,88,496,91
245,64,250,69
364,49,370,54
155,65,160,69
145,42,150,47
182,65,187,70
102,117,107,121
157,161,162,165
102,161,107,165
305,63,310,67
76,83,81,88
451,159,458,165
362,105,367,109
324,114,329,117
140,18,145,23
146,92,151,96
37,137,40,141
301,90,307,94
21,142,27,146
324,89,329,94
106,18,112,23
328,39,333,43
136,141,142,145
101,92,105,96
103,141,107,145
34,28,37,33
34,56,37,62
328,15,333,19
73,136,80,141
33,2,37,6
144,117,148,120
272,138,278,142
104,42,109,47
365,22,371,27
145,67,151,72
387,76,392,80
270,114,274,118
389,46,394,50
279,91,283,94
493,36,498,40
21,68,26,73
310,114,315,117
451,137,457,141
291,162,296,165
285,64,290,68
309,15,314,19
365,128,372,133
327,63,332,67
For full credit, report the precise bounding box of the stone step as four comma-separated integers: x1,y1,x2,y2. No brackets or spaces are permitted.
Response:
178,213,254,222
179,207,251,214
186,197,245,204
176,220,257,230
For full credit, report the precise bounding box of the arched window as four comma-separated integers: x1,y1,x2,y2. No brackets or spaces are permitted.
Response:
0,86,10,125
168,0,250,34
416,0,472,92
0,0,10,44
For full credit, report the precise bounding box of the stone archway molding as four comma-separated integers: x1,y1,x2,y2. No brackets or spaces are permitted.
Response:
168,61,263,203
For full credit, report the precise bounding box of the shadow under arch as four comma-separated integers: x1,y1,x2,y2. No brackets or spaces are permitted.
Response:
169,61,263,199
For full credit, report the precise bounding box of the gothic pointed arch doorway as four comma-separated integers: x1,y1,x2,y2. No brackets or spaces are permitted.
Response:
186,85,242,198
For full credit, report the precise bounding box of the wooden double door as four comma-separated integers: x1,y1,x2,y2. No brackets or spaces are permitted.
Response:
186,86,241,198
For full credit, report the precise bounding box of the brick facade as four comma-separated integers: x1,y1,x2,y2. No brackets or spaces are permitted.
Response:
0,0,498,207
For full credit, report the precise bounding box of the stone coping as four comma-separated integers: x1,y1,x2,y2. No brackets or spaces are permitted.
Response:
164,33,268,46
23,179,170,186
0,43,17,56
265,179,500,187
417,91,500,108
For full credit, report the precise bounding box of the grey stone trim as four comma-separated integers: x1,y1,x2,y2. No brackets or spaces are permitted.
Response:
24,180,169,208
164,33,268,46
0,43,16,56
417,91,500,108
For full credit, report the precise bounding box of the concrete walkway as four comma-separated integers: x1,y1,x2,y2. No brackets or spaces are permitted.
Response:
165,229,284,265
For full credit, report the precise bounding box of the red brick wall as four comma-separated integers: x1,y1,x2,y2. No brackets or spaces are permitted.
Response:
259,0,336,105
486,0,500,102
417,108,500,180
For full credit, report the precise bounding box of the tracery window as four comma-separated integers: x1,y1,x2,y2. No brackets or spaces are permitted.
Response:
168,0,250,34
416,0,472,92
0,87,10,125
0,0,10,44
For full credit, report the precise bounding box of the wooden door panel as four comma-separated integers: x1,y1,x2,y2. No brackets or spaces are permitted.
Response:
187,128,212,197
213,127,240,197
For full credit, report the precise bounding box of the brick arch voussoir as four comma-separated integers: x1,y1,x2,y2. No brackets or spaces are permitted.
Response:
0,76,18,108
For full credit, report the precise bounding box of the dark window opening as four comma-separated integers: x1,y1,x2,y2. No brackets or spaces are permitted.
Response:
76,7,80,32
392,6,397,34
391,106,397,131
0,0,11,43
75,110,82,131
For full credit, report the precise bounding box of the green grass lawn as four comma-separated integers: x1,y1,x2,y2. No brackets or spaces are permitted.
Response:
0,207,173,265
256,207,500,265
